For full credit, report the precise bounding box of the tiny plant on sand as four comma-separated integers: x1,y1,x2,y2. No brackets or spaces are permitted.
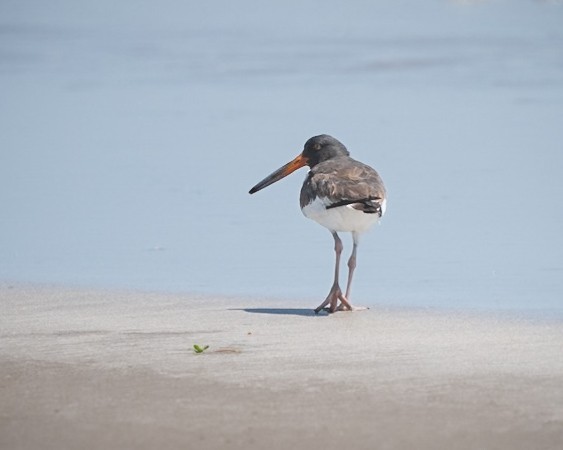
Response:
193,344,209,354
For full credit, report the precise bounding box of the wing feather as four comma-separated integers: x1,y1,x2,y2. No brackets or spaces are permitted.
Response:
300,157,386,217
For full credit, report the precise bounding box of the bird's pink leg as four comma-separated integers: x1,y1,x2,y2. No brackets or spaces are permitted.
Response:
338,232,369,312
314,232,352,313
344,234,358,300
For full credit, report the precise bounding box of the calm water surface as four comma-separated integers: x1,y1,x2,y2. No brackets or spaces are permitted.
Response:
1,1,563,312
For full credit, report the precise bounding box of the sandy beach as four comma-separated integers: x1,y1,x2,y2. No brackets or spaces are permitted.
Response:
1,284,562,450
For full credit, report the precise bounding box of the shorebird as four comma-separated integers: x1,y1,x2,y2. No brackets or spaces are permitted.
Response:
249,134,386,313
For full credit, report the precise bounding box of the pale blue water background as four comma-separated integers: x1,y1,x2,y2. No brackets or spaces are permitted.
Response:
2,0,563,312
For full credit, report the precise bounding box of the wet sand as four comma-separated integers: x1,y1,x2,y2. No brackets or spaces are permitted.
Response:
1,284,562,449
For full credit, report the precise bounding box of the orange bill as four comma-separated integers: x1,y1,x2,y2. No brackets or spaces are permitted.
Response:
249,154,308,194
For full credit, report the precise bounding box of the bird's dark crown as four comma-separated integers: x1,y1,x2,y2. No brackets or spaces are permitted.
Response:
302,134,350,167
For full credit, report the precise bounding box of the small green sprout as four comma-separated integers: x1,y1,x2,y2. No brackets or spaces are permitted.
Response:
193,344,209,354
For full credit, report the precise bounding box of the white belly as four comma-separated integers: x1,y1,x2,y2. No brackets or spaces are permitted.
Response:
301,197,383,233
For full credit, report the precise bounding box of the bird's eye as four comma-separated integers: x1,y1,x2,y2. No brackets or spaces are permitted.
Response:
313,143,321,150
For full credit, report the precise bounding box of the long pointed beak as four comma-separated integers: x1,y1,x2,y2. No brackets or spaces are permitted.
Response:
249,154,308,194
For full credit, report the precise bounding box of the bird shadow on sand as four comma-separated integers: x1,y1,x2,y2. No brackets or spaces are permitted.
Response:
232,308,324,317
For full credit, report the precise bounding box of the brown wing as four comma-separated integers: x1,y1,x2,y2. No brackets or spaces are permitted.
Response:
300,157,386,216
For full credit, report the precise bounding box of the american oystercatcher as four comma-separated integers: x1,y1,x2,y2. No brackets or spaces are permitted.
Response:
249,134,386,313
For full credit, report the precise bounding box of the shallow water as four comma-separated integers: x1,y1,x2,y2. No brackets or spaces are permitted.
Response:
1,0,563,312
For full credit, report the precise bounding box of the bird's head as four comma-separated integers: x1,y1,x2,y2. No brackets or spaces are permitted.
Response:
301,134,349,166
249,134,349,194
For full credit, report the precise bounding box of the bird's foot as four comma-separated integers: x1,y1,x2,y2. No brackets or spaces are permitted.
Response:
316,304,369,314
314,284,353,314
